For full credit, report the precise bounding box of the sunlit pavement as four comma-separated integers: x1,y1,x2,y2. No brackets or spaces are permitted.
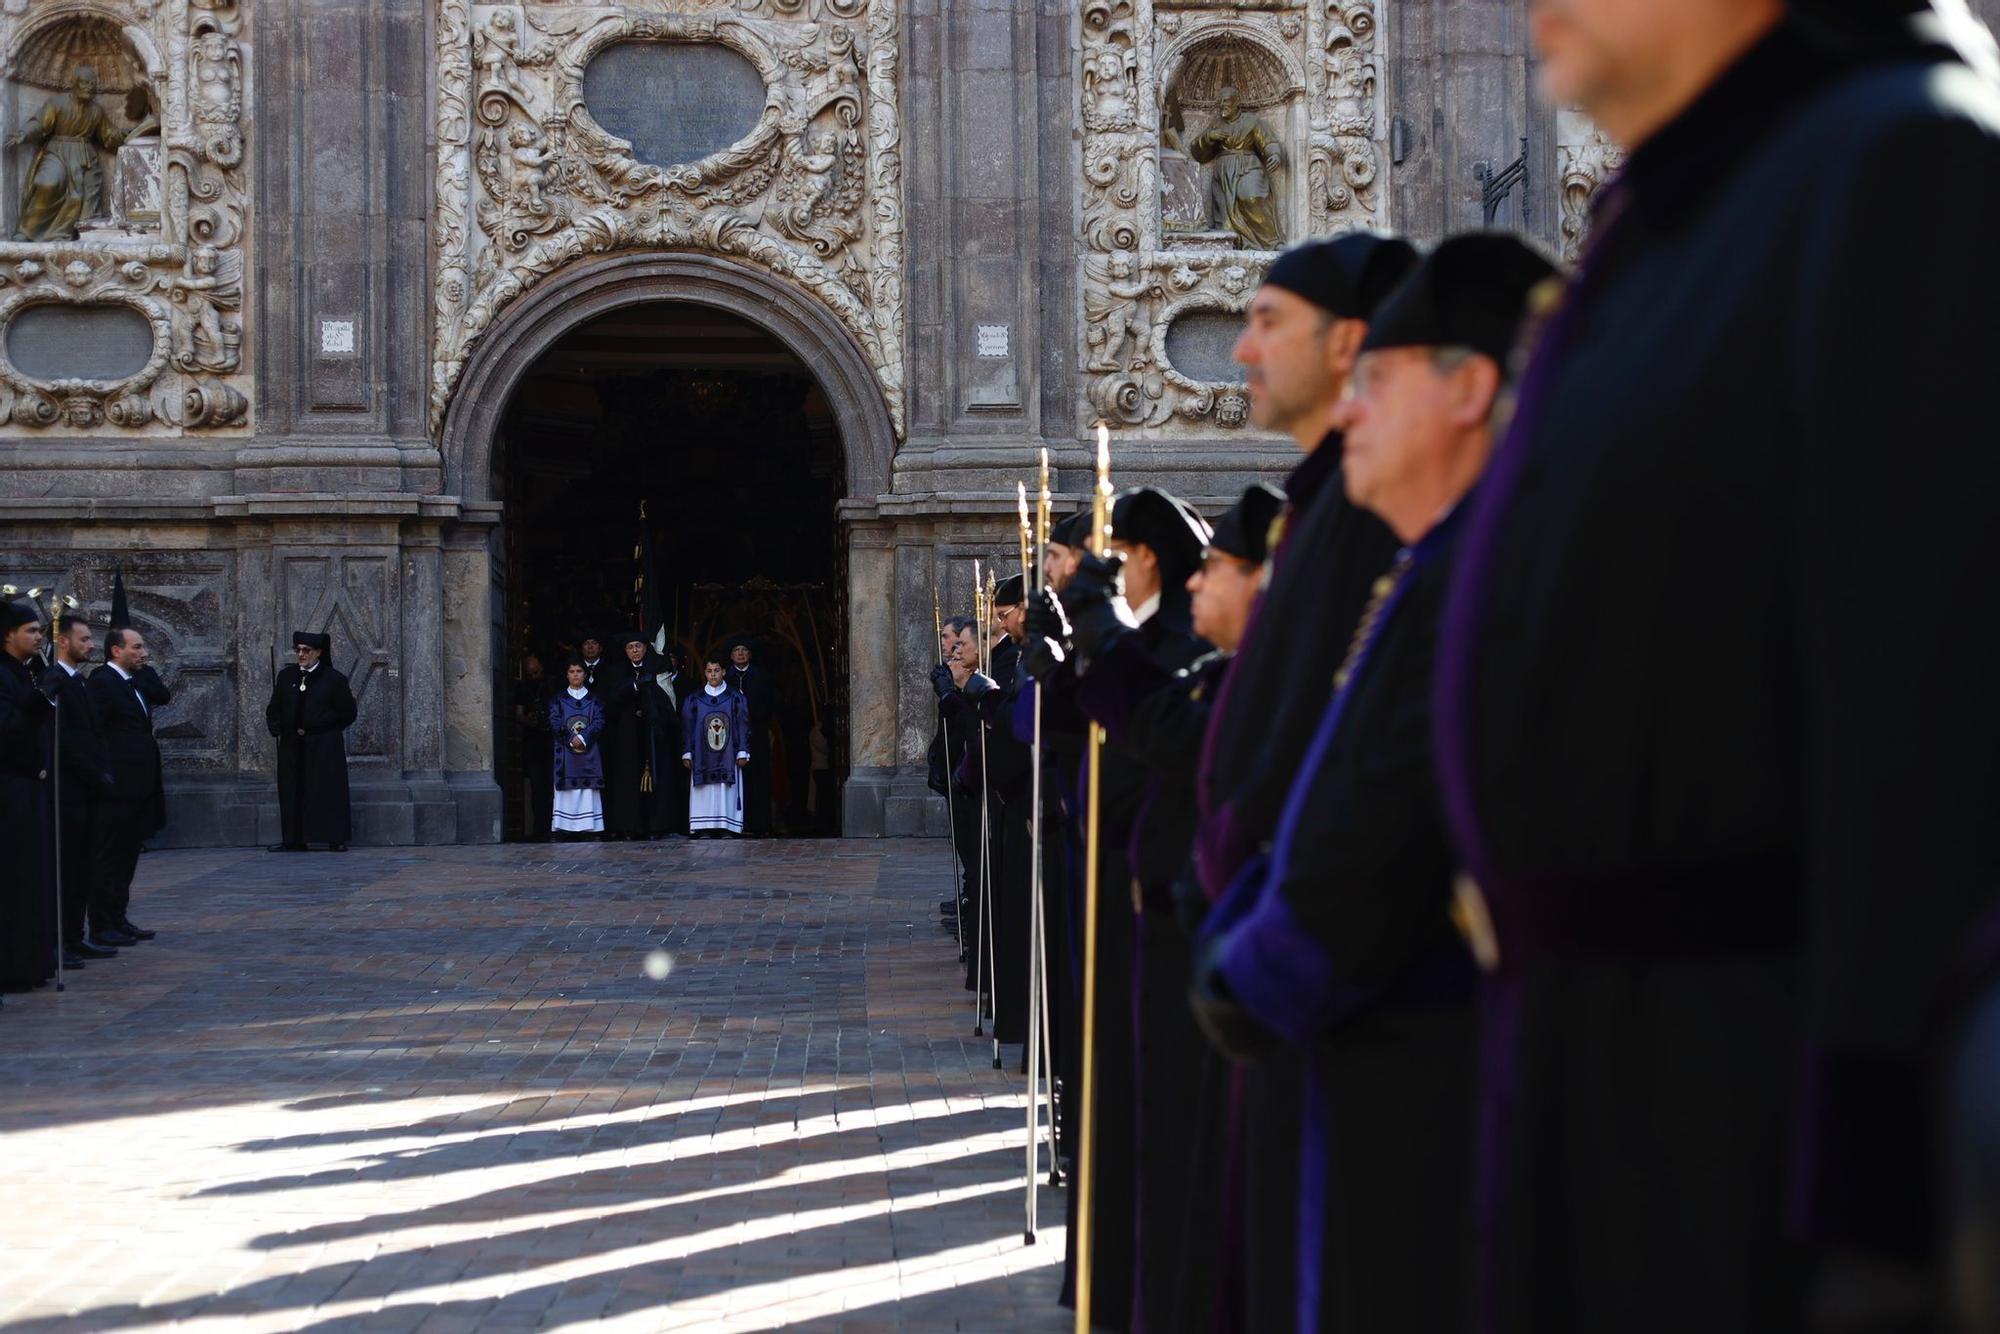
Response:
0,839,1065,1331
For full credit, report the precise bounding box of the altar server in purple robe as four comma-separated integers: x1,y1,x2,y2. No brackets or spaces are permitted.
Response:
548,659,605,838
682,650,750,836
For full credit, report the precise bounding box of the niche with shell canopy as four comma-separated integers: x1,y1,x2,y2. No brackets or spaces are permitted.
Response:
5,10,162,241
1158,29,1302,252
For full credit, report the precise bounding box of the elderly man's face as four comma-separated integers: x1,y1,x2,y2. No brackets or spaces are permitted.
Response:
952,626,980,671
109,630,149,671
1188,551,1259,652
624,640,646,664
730,645,750,668
1528,0,1766,120
581,637,601,661
1342,347,1493,522
295,642,323,668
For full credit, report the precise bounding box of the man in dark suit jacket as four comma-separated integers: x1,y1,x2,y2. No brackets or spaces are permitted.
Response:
89,625,168,944
47,615,117,962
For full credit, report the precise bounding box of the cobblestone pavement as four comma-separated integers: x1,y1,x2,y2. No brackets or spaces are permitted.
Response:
0,839,1066,1332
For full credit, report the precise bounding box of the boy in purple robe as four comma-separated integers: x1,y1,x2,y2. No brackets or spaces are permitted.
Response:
681,651,750,836
548,659,605,837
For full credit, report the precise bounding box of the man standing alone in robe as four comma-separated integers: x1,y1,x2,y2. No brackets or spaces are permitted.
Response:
89,626,167,945
265,630,356,852
725,637,775,836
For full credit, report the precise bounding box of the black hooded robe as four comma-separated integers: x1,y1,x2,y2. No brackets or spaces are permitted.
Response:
602,658,677,837
0,653,55,990
266,663,356,846
1434,18,2000,1332
727,660,775,836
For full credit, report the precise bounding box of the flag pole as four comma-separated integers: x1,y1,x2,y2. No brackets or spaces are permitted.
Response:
1074,423,1113,1333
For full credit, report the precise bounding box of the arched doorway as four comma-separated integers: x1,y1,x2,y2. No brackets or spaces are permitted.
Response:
495,302,847,838
440,253,902,842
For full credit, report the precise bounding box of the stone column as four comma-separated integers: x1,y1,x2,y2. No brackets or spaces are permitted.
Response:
843,520,902,835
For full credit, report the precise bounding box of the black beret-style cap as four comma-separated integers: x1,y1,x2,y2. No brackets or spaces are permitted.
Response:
993,574,1026,606
1049,511,1092,549
292,629,331,653
1360,232,1561,365
618,629,649,647
1112,486,1214,586
1207,483,1287,566
1263,231,1421,321
0,599,37,634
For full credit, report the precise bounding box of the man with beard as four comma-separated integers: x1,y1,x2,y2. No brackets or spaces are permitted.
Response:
1194,234,1556,1334
0,601,56,998
47,615,116,961
1433,4,2000,1330
89,625,169,946
602,631,677,840
265,629,357,852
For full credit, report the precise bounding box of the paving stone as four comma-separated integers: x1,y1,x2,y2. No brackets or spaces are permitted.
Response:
0,839,1067,1330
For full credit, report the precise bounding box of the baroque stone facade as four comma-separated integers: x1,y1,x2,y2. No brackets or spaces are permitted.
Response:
0,0,1643,845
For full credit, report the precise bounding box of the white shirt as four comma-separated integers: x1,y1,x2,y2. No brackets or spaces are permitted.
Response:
56,658,80,677
110,660,147,715
1130,592,1161,625
566,685,588,700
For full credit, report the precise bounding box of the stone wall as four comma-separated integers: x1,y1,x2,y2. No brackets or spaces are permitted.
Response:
0,0,1838,843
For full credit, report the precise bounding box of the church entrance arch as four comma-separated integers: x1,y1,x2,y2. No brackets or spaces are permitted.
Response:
440,253,896,841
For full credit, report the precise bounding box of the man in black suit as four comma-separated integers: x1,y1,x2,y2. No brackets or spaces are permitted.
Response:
46,614,117,963
89,625,167,944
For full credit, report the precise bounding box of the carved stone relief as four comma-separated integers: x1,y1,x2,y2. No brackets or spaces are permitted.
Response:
432,1,905,443
1080,1,1386,435
1556,105,1621,265
0,1,251,433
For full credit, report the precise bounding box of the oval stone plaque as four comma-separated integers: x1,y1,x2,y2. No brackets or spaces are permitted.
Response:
583,41,767,166
6,302,154,381
1163,310,1249,384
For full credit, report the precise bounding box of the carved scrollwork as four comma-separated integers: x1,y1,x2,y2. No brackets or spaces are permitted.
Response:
1556,107,1622,264
432,1,906,440
0,0,252,433
1079,0,1383,438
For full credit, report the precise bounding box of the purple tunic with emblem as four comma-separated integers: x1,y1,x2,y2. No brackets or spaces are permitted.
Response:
548,691,605,790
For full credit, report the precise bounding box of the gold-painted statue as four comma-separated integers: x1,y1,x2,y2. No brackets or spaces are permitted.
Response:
1186,86,1285,251
10,65,134,241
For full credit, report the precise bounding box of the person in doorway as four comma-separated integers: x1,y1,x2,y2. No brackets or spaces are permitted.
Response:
512,653,554,841
548,659,605,838
89,625,168,946
653,643,690,837
602,631,676,840
683,651,751,837
724,637,774,836
265,630,357,852
577,634,608,694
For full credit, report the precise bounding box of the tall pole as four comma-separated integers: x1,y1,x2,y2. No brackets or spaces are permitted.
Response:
1035,452,1059,1191
1074,424,1113,1333
972,560,991,1038
982,562,1002,1073
45,590,75,993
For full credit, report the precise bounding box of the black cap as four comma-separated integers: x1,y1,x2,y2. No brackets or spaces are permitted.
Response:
1207,483,1287,565
993,574,1026,607
292,629,330,653
1360,232,1560,365
1263,232,1420,320
617,629,648,647
1112,487,1213,589
0,599,37,634
1048,511,1092,549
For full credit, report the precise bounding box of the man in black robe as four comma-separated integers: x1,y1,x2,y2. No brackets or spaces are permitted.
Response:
1053,485,1211,1331
964,575,1034,1053
89,625,169,945
0,600,56,997
577,634,608,695
652,644,690,837
929,614,978,947
1192,235,1555,1334
1051,482,1280,1334
512,654,555,841
48,614,116,962
725,637,775,836
1167,232,1414,1331
1430,5,2000,1330
602,631,677,840
265,629,357,852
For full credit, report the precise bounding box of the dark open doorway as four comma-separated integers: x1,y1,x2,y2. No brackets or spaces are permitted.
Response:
494,301,847,840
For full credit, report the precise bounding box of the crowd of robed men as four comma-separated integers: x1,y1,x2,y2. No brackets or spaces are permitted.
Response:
925,5,2000,1331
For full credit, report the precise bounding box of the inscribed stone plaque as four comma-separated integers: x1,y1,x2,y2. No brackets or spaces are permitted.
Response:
1163,311,1248,384
583,41,767,166
6,303,153,381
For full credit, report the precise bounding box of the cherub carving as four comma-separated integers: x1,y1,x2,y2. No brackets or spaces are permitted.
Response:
168,243,243,373
1083,250,1156,373
772,127,865,268
508,122,550,216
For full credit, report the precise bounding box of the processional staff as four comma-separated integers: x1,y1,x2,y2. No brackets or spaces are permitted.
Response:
1074,423,1113,1332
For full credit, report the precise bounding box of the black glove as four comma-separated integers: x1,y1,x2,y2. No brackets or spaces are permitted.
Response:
960,670,999,701
1021,634,1065,681
1060,551,1129,662
929,661,956,701
1188,936,1279,1062
1024,588,1069,643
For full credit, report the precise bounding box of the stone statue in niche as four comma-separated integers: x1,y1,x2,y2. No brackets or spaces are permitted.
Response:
9,65,139,241
1185,86,1285,251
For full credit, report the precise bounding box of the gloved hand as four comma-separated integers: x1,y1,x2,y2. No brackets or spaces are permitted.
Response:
1188,935,1278,1062
1021,634,1065,681
1024,588,1069,644
929,661,957,700
1059,551,1129,662
960,670,1000,701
